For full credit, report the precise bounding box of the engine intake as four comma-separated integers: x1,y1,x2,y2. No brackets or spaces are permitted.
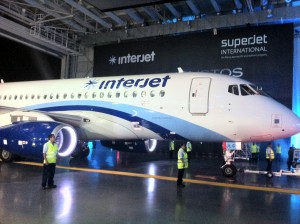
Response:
0,121,77,159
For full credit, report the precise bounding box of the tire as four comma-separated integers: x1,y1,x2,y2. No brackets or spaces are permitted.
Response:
71,146,90,159
0,149,15,162
222,164,237,177
267,171,273,178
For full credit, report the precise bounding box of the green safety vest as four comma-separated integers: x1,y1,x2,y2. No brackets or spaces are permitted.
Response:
250,144,257,153
266,148,275,160
169,141,174,151
186,142,192,152
276,145,282,154
177,148,188,169
45,141,58,164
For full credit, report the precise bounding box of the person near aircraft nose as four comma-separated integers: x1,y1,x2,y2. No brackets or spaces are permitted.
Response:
186,141,192,163
265,143,275,172
169,140,175,159
276,143,282,162
42,134,58,190
177,143,188,188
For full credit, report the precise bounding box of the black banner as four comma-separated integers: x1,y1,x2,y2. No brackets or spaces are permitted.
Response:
94,24,294,108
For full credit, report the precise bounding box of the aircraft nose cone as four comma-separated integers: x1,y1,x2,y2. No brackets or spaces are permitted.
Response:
286,114,300,136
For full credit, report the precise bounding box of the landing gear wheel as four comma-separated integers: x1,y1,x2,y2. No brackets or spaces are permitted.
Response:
266,171,273,178
0,149,15,162
222,164,237,177
71,144,90,159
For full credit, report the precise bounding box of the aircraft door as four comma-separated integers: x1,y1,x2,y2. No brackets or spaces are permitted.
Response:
189,78,211,114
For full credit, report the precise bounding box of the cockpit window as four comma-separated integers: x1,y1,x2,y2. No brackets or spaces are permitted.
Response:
228,85,239,95
249,84,269,97
240,84,257,96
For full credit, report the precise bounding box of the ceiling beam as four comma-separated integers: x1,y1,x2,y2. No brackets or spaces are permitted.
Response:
79,6,300,47
64,0,112,29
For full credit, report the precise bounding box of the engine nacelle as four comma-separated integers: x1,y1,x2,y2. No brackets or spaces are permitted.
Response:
101,139,157,152
0,121,77,159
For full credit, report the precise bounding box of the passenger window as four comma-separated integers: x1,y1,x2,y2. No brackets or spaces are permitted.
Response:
150,90,155,97
78,93,82,99
43,94,47,99
14,95,18,100
92,92,96,98
108,92,112,98
84,93,89,98
116,92,120,98
159,90,165,97
20,95,23,100
141,91,146,98
71,93,75,99
228,85,239,95
56,94,60,99
4,95,7,100
124,91,128,98
37,94,41,99
9,95,12,100
63,93,67,99
50,94,53,99
100,92,104,98
133,91,137,98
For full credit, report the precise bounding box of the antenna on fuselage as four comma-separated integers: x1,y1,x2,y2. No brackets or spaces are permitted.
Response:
177,67,184,73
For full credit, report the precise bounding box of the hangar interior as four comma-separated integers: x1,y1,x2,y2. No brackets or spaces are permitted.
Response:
1,1,300,224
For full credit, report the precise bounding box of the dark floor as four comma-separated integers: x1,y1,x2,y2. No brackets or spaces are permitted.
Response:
1,142,300,224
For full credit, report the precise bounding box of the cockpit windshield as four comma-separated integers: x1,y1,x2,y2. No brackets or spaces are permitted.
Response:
228,84,269,97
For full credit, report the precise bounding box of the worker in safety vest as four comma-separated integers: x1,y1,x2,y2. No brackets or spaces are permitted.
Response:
177,143,188,188
276,143,282,161
265,142,275,172
186,141,192,163
42,133,58,190
169,140,175,159
250,143,257,163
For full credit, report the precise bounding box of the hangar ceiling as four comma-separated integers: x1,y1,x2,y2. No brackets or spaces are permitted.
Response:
0,0,300,57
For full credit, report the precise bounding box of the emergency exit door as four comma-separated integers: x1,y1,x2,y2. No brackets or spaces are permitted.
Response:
189,78,211,114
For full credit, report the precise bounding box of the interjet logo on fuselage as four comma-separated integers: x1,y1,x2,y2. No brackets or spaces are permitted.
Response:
109,51,156,65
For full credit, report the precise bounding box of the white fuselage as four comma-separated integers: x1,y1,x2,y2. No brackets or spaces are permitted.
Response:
0,72,300,142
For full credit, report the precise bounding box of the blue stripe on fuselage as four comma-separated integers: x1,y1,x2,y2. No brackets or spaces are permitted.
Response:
24,100,226,141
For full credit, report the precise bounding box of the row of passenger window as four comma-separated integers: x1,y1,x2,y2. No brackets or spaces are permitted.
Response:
0,90,166,101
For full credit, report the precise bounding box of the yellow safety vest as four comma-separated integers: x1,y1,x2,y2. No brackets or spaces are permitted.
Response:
276,145,282,154
250,144,257,153
266,148,275,160
177,148,188,169
186,142,192,152
169,141,174,151
45,141,58,164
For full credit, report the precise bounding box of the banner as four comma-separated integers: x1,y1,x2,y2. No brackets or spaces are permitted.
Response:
94,24,294,108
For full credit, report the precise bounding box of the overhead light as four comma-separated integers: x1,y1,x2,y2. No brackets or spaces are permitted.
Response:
78,0,83,5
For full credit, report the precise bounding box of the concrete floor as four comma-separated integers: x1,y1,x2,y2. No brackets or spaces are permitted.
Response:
0,143,300,224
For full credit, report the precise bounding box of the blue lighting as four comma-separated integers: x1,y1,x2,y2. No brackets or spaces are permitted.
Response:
291,38,300,149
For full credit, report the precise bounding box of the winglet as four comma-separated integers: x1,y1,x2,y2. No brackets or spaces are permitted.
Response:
177,67,184,73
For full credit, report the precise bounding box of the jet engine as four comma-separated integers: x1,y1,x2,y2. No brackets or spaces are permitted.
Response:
100,139,157,152
0,121,77,161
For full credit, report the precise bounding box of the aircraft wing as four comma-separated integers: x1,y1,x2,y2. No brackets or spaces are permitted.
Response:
0,105,87,127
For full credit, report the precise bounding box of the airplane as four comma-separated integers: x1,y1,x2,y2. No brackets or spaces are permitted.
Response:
0,72,300,177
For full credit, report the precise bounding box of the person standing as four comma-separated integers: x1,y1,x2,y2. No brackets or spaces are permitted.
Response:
42,133,58,190
276,143,282,162
177,143,188,188
266,143,275,172
287,146,295,170
186,141,192,163
169,140,175,159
